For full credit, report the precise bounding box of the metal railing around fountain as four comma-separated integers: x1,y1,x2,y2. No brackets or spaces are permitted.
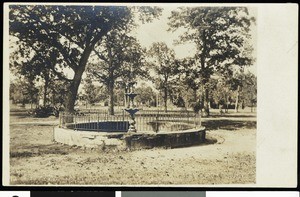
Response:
59,109,201,133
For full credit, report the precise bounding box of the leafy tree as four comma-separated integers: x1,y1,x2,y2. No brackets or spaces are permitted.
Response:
87,30,148,115
147,42,179,112
10,78,39,108
210,77,235,113
82,76,101,107
10,49,68,108
169,7,255,116
113,87,125,108
135,83,156,107
224,69,257,112
238,71,257,111
10,36,56,107
79,85,108,108
172,58,201,109
9,5,162,114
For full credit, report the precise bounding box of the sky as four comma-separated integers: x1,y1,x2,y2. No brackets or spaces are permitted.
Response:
132,6,197,59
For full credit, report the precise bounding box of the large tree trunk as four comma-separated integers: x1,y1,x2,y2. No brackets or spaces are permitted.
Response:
43,75,49,107
65,79,81,114
184,92,189,110
225,95,229,113
235,85,240,113
200,30,210,117
200,71,210,116
124,88,127,108
108,80,115,115
64,46,93,116
204,88,210,116
163,87,168,112
251,99,254,113
156,92,159,108
193,88,197,102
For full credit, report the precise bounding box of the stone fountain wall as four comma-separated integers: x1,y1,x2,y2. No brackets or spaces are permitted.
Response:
123,128,206,149
53,126,206,150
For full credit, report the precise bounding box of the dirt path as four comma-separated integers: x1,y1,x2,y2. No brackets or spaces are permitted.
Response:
134,129,255,160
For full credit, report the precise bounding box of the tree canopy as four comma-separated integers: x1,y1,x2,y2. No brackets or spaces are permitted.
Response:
87,29,147,115
9,5,256,116
147,42,179,112
168,6,255,115
9,5,162,114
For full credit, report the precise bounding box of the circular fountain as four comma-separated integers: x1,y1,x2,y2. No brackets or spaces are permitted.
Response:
54,81,206,150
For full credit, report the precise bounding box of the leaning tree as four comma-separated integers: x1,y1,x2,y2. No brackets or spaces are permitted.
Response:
168,7,255,116
9,5,162,114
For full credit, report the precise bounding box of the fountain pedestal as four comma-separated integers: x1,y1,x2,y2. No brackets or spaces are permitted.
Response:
124,82,139,133
125,108,139,133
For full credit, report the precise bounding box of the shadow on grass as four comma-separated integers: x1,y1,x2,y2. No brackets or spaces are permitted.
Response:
10,112,28,118
202,119,256,131
10,143,70,158
213,114,256,118
203,136,218,145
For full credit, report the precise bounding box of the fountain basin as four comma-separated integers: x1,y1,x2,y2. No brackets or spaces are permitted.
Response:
125,93,138,100
124,109,139,117
53,125,206,150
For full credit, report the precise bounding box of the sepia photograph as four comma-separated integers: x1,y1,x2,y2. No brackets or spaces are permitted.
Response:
2,3,297,187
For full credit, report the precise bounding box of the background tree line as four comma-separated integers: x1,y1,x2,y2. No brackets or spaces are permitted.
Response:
9,5,256,117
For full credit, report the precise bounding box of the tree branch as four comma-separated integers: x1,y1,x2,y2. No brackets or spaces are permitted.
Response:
51,67,73,82
92,49,109,63
26,12,79,70
89,70,107,84
59,32,84,50
50,39,78,70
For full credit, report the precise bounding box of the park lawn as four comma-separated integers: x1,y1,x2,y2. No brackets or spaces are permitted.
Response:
9,110,256,185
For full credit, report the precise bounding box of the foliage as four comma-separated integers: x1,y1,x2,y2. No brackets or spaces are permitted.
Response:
135,84,156,107
82,77,102,106
47,80,69,108
87,29,148,114
238,72,257,107
209,70,257,111
88,29,148,83
28,105,60,118
168,6,255,115
191,101,203,114
113,88,125,105
9,5,162,113
169,57,201,109
147,42,179,111
210,77,235,109
10,78,39,106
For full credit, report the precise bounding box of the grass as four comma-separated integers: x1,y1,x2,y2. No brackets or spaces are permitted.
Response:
11,152,255,185
8,107,256,185
202,119,256,131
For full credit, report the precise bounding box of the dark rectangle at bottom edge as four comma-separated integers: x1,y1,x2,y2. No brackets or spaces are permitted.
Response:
31,191,115,197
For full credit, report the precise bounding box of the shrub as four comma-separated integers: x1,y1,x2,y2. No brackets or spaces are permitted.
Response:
28,105,60,118
191,101,203,114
